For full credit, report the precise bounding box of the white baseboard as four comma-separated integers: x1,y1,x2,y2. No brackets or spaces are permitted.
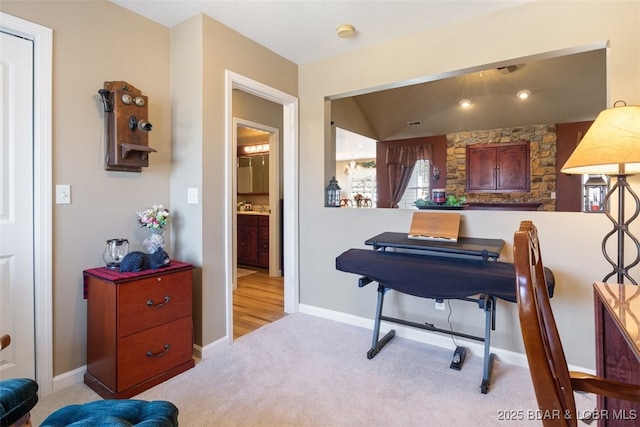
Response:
298,303,594,374
199,335,231,360
50,303,593,393
52,365,86,393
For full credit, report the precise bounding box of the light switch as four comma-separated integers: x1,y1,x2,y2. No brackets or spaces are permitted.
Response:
187,187,198,204
56,184,71,204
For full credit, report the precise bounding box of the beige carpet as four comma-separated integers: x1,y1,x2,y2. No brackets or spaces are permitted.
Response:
32,313,595,426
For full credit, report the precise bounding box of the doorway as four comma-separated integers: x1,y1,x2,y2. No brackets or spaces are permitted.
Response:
0,12,53,394
233,118,284,338
234,118,280,277
224,71,299,344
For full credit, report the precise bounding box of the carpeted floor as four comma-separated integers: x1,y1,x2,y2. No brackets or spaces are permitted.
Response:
31,313,595,426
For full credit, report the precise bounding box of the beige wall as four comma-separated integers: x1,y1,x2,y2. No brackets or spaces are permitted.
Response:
4,0,640,384
298,0,640,370
2,1,171,376
170,15,297,346
1,2,297,377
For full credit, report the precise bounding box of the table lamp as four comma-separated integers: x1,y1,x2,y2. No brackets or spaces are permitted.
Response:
561,104,640,285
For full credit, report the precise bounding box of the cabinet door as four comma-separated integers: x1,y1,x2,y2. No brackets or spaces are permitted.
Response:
467,146,497,191
497,144,529,190
467,142,529,192
238,225,259,264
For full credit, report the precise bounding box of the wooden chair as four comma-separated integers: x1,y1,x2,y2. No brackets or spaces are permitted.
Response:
513,220,640,427
0,334,10,351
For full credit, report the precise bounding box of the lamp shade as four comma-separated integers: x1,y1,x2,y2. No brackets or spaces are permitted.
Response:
561,105,640,175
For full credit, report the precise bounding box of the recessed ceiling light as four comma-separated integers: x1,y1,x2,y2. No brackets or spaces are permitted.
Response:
459,99,472,108
336,24,355,38
517,90,531,100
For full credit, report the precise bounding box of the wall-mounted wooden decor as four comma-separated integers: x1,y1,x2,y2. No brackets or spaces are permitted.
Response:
98,81,156,172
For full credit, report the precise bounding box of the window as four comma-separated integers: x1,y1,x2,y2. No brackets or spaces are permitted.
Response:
336,128,377,207
398,159,431,209
344,161,377,207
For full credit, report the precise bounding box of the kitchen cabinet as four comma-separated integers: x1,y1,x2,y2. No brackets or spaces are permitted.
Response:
237,214,269,269
466,142,529,192
83,261,195,399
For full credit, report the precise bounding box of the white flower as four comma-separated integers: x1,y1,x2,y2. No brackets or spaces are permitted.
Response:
143,232,165,252
137,205,170,230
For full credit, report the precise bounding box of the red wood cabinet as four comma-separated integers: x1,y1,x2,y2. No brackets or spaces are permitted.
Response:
466,142,529,192
237,214,269,269
594,283,640,426
83,262,195,399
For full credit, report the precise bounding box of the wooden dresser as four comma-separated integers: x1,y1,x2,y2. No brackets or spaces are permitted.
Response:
594,282,640,426
83,261,195,399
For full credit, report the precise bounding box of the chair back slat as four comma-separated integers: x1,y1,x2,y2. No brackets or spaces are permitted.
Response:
514,221,576,427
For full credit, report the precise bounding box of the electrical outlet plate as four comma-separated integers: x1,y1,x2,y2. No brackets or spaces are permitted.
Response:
435,300,445,310
56,184,71,204
187,187,198,204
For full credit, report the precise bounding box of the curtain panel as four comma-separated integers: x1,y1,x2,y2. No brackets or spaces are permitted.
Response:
386,144,432,208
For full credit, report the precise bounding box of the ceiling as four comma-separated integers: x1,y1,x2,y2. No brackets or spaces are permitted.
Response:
111,0,532,65
111,0,607,160
333,47,607,147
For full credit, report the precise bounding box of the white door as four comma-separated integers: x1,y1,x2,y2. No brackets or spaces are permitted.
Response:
0,30,36,379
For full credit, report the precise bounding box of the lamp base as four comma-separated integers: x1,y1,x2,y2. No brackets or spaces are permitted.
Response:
601,175,640,285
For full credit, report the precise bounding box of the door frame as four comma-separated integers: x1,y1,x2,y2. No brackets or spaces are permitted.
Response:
0,13,53,394
225,71,299,342
233,118,281,277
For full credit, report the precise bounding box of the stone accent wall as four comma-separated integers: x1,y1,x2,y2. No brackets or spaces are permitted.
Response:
446,124,557,211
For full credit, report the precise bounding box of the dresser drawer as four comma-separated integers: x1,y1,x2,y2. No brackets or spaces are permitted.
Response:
118,270,192,337
117,316,193,391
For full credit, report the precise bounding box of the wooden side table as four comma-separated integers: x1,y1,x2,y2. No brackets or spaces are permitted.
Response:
83,261,195,399
594,282,640,426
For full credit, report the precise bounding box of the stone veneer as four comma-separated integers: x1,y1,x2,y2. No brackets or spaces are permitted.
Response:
445,124,557,211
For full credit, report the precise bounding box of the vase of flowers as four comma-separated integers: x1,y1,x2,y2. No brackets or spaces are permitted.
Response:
137,204,170,253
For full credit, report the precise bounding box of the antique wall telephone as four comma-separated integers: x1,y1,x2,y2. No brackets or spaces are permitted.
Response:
98,81,156,172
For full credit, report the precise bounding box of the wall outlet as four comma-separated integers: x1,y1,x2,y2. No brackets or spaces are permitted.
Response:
435,300,445,311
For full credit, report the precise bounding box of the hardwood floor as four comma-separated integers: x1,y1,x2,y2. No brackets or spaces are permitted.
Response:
233,268,285,339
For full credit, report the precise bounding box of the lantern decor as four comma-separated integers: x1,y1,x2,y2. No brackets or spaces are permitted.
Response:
325,176,341,207
103,238,129,270
583,175,608,213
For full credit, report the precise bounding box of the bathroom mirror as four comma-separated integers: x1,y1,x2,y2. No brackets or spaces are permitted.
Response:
328,43,608,212
237,125,270,195
238,153,269,194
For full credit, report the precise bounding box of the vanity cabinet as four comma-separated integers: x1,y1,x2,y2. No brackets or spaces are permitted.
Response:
237,215,269,269
83,262,195,399
466,142,529,192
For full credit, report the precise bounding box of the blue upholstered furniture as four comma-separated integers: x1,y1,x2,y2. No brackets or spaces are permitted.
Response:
0,377,39,426
0,335,179,427
40,399,179,427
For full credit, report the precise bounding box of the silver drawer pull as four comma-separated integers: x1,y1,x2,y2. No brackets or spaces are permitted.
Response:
146,344,170,358
146,296,171,308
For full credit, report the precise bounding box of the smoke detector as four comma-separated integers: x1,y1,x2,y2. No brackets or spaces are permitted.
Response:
336,24,355,38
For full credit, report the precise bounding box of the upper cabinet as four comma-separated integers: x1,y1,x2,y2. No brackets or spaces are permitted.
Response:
466,142,530,193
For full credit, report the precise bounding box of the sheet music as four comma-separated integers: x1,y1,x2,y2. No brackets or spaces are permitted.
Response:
408,212,461,242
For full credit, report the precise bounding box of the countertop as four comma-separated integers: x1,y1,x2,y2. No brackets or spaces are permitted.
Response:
237,210,269,216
